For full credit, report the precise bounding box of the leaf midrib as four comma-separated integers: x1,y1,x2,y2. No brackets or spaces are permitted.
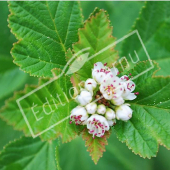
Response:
46,1,66,53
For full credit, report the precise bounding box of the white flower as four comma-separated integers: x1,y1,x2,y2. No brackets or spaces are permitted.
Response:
92,62,119,84
100,76,123,100
97,104,106,114
76,89,92,106
87,114,110,137
85,78,97,94
105,108,116,120
111,96,124,106
70,106,88,125
116,103,133,121
107,119,116,126
106,67,119,78
92,62,105,84
92,71,106,84
85,102,97,114
121,75,136,100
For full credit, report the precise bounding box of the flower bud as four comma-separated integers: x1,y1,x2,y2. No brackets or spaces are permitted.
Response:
92,71,105,84
120,75,136,101
97,104,106,114
76,90,92,106
85,78,97,93
105,108,116,120
111,97,124,106
116,104,133,121
85,102,97,114
70,106,88,125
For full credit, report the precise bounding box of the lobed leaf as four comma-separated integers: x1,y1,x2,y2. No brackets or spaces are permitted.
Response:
121,1,170,76
0,69,83,142
114,61,170,158
66,9,118,81
8,1,83,77
0,137,59,170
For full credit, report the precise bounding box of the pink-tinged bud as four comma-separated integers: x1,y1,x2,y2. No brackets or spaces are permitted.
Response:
70,106,88,125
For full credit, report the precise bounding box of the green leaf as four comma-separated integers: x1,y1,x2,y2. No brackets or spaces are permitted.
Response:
81,128,110,164
0,2,16,57
8,1,83,78
0,137,59,170
66,9,118,81
121,1,170,76
114,61,170,158
81,1,144,40
0,69,82,142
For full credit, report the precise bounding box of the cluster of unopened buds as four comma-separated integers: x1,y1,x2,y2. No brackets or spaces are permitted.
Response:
70,62,139,138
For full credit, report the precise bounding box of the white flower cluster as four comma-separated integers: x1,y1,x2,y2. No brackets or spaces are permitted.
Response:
70,62,138,138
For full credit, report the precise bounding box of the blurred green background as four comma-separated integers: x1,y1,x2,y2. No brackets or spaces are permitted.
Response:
0,1,170,170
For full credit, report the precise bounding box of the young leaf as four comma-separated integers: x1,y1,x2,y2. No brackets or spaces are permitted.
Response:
59,133,151,170
66,9,118,81
82,128,110,164
81,1,144,40
0,69,83,142
114,61,170,158
8,1,83,77
121,1,170,76
0,137,59,170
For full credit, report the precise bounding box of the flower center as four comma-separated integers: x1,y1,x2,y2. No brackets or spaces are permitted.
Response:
104,85,115,95
95,91,110,106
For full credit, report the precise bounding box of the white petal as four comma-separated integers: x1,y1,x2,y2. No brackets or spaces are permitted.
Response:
111,97,124,106
110,67,119,76
107,120,116,126
93,62,104,70
95,72,106,84
123,92,136,100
